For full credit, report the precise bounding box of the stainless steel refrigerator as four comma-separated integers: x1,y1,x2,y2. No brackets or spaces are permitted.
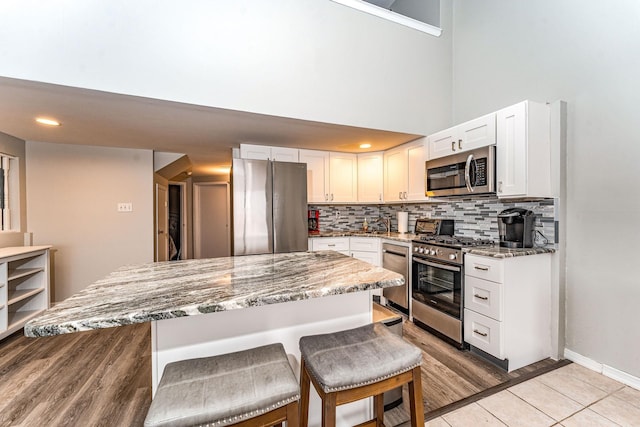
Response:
232,158,308,255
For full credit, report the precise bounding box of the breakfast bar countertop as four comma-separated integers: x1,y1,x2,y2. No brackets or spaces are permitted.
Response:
24,251,403,338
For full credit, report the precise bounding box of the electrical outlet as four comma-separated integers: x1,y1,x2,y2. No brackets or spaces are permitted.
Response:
117,202,133,212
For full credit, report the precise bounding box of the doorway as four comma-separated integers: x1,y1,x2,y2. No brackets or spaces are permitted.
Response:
155,183,169,262
193,182,230,258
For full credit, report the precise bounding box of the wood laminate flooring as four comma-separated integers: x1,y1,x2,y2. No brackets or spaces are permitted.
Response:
0,318,565,427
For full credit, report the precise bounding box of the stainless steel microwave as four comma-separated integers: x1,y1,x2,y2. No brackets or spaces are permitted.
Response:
425,145,495,197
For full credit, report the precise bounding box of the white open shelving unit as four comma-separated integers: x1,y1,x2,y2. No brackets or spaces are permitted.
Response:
0,246,51,340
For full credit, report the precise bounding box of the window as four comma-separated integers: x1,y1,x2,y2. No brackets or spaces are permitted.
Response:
0,154,18,231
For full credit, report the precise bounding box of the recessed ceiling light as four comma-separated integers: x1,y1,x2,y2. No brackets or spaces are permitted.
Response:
35,117,61,126
359,143,372,149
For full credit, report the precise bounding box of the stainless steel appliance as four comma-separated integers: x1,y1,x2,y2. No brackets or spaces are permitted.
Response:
498,208,536,248
382,243,410,313
411,219,493,348
232,159,308,255
425,145,495,197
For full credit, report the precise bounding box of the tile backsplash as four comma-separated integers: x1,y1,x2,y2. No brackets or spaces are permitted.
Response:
309,196,556,246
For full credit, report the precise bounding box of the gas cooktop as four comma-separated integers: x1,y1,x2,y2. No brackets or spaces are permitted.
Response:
414,234,495,248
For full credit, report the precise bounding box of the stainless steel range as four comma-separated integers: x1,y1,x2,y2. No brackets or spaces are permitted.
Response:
411,219,493,348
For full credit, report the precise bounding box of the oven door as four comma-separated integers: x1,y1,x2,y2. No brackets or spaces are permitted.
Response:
411,257,462,319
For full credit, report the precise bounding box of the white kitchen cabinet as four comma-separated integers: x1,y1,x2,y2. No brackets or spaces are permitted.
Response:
496,101,553,198
310,237,350,256
428,113,496,160
299,149,330,203
329,153,358,203
384,138,428,202
0,246,51,341
463,253,551,372
239,144,299,162
357,152,384,203
349,237,381,266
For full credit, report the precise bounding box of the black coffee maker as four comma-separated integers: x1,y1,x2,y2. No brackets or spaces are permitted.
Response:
497,208,536,248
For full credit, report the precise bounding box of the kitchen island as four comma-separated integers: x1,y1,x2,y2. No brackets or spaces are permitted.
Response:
25,250,403,426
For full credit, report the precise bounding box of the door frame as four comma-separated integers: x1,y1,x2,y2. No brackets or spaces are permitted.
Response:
155,183,169,262
193,182,230,259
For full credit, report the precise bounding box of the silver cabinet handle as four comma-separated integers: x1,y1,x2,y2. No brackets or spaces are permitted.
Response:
403,191,407,199
498,181,503,193
474,265,490,271
451,140,456,151
474,294,489,300
379,193,382,201
473,329,488,337
325,193,329,201
330,193,334,201
398,191,402,199
458,139,463,150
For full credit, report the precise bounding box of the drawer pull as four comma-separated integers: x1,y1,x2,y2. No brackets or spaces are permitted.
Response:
327,244,336,247
473,329,488,337
474,265,490,271
474,294,489,300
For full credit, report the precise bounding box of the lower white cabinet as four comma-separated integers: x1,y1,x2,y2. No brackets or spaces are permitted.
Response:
0,246,51,341
309,237,381,266
464,253,551,372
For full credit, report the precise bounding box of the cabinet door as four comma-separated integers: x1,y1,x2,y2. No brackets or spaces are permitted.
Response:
271,147,299,162
496,102,527,197
239,144,271,160
428,127,457,160
357,152,384,203
384,146,408,202
350,251,381,267
329,153,358,202
458,113,496,152
299,149,330,203
406,139,428,201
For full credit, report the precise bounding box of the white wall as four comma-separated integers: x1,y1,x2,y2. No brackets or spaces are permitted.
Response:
452,0,640,378
0,0,453,136
0,132,26,247
26,141,154,301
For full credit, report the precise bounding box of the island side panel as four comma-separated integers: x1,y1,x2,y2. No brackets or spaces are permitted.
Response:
152,290,374,427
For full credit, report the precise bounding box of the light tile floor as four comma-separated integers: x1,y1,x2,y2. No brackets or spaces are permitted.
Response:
426,363,640,426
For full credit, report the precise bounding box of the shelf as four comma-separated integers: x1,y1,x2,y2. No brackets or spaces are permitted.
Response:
8,288,44,306
8,267,44,282
7,309,45,331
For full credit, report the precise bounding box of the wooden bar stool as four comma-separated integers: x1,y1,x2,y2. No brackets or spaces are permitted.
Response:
299,323,424,427
144,343,300,427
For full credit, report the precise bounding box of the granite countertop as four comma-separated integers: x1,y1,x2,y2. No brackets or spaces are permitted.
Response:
24,251,403,338
310,231,417,243
465,246,556,258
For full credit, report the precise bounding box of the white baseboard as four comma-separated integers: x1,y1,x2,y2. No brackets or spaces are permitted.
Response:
564,348,640,390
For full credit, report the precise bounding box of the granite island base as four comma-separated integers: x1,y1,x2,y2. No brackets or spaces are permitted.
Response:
25,251,404,427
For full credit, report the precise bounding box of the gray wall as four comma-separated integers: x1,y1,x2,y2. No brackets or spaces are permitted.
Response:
452,0,640,377
26,141,154,301
0,0,453,136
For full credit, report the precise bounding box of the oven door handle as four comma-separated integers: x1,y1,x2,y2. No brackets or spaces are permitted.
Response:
413,257,461,273
464,154,476,193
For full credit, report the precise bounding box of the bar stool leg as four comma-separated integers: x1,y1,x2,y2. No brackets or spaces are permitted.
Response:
300,359,311,427
287,401,300,427
374,393,385,427
408,366,424,427
322,393,337,427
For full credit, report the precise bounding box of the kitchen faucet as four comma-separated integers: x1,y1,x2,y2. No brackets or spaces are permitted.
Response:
375,217,391,232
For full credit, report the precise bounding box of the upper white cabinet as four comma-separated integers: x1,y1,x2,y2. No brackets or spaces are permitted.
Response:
357,152,384,203
299,150,357,203
240,144,299,162
496,101,552,198
384,138,428,202
428,113,496,160
329,152,358,203
299,149,330,203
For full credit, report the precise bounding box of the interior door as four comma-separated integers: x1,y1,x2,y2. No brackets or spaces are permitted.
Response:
194,182,230,258
155,184,169,261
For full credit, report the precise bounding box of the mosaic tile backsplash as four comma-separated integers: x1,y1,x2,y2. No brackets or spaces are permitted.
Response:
309,196,557,246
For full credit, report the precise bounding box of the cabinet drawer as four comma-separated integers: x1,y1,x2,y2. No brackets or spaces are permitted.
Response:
311,237,350,252
350,251,381,266
464,309,504,359
465,276,502,321
349,237,380,252
465,254,504,283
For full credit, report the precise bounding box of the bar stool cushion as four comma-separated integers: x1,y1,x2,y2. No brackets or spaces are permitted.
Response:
299,322,422,393
144,343,300,427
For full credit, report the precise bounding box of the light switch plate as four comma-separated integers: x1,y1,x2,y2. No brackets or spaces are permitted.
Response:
117,202,133,212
